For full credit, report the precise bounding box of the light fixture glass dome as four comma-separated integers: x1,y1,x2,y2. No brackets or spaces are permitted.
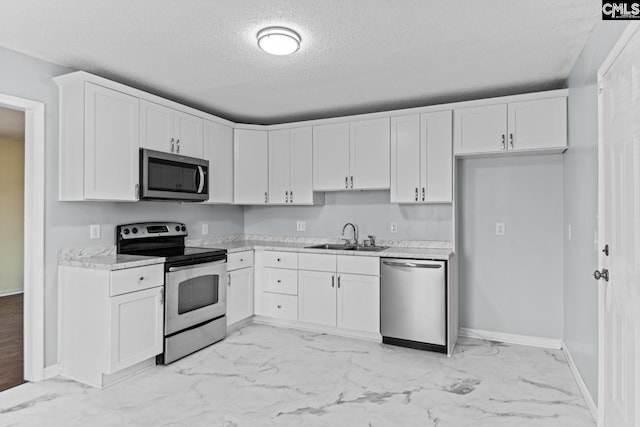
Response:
257,27,301,56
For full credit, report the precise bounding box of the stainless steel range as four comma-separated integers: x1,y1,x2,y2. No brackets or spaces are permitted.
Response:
116,222,227,364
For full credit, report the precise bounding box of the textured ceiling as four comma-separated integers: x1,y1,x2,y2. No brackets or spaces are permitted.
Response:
0,1,600,124
0,107,25,141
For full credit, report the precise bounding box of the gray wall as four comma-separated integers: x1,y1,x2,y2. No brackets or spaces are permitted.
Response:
458,155,564,339
564,22,628,404
244,191,453,241
0,47,244,366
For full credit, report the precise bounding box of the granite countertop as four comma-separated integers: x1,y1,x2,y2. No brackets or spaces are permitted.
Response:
59,253,166,271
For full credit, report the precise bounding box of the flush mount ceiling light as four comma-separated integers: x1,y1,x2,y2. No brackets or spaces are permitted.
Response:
257,26,301,56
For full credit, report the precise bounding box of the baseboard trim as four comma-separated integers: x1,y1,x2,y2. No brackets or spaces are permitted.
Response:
43,364,60,379
458,327,562,349
253,315,382,342
0,289,24,297
562,343,598,422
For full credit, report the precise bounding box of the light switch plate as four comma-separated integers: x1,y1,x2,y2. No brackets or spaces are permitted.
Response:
202,224,209,235
90,224,101,240
390,222,398,233
296,221,306,232
495,222,505,236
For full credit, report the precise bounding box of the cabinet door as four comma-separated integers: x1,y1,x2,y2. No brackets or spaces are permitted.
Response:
140,100,174,154
84,83,139,201
289,127,314,204
174,110,204,158
350,118,390,190
268,129,291,204
337,274,380,334
234,129,268,204
227,267,253,325
203,120,233,204
454,104,507,155
390,115,421,203
507,97,567,151
421,110,453,203
313,123,350,190
298,270,336,327
109,286,163,373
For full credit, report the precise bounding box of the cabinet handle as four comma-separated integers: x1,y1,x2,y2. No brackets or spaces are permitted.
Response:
265,192,268,203
415,188,418,202
240,258,244,262
337,275,341,288
227,273,231,287
277,258,281,262
176,139,180,154
350,176,354,188
159,291,164,305
277,279,281,283
509,133,514,149
139,276,144,281
285,191,289,203
135,184,139,199
277,305,282,309
345,176,348,188
290,191,293,203
332,276,335,288
501,134,506,150
422,187,425,201
170,137,175,153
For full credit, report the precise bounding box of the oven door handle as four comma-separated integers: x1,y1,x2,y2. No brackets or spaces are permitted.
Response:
168,259,226,272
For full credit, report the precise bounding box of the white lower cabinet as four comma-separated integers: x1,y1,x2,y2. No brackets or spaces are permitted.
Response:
226,251,254,326
259,251,299,321
59,264,164,388
297,253,380,335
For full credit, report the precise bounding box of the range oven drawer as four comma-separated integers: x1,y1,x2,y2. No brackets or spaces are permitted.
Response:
110,264,164,296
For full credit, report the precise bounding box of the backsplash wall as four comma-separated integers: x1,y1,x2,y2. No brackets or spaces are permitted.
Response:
244,191,453,241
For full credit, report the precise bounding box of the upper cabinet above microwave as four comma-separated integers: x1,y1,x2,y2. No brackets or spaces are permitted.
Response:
140,100,204,158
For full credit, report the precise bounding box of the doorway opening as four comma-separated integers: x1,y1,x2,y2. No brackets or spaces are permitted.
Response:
0,106,26,391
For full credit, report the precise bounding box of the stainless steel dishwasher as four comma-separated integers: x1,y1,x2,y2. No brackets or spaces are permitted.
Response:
380,258,447,353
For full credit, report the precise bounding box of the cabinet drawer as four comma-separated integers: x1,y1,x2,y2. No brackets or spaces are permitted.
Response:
263,292,297,321
263,251,297,269
227,251,254,271
338,255,380,276
298,253,336,272
110,264,164,296
264,268,298,295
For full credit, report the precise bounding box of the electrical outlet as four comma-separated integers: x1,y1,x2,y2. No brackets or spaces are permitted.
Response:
495,222,505,236
296,221,306,232
390,222,398,233
202,224,209,235
90,224,101,240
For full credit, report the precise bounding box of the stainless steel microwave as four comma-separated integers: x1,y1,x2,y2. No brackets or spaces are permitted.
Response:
139,149,209,202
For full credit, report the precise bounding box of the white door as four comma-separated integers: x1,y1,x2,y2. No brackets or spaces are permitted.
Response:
268,129,291,204
390,114,421,203
227,268,253,326
290,126,314,204
597,24,640,427
109,286,163,373
234,129,268,204
173,111,203,158
350,118,390,190
84,83,139,201
454,104,507,155
313,122,350,190
140,100,174,154
422,110,453,203
298,270,336,327
507,97,567,151
203,120,233,204
337,273,380,333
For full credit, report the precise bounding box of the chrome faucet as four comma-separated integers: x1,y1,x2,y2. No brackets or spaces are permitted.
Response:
341,222,358,245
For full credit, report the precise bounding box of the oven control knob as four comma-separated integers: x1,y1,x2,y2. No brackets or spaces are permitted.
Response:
132,227,138,234
123,228,130,235
181,226,186,232
175,226,180,232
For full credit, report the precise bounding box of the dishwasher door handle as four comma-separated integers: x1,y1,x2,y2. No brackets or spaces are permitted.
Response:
382,260,442,269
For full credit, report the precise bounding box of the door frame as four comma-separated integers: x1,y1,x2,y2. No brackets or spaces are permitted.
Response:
596,21,639,427
0,93,46,382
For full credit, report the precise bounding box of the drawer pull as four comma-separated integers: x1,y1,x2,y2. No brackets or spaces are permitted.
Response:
277,305,282,309
277,280,281,283
277,258,281,262
139,277,144,281
240,258,244,262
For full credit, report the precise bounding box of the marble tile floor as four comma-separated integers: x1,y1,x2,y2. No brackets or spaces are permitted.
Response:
0,324,594,426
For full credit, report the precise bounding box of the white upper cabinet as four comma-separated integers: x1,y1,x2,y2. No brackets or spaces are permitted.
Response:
234,129,268,204
390,111,452,203
350,118,391,190
454,96,567,155
313,118,390,191
268,127,315,205
140,100,203,158
203,121,233,204
507,97,567,151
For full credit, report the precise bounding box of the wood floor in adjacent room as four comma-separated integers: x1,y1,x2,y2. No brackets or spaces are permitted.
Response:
0,293,24,392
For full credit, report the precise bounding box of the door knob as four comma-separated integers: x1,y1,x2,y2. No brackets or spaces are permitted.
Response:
593,269,609,282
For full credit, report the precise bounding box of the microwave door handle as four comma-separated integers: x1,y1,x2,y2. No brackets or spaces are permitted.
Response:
196,166,205,194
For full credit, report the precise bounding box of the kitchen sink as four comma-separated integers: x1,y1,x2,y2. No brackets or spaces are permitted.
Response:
305,244,389,252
